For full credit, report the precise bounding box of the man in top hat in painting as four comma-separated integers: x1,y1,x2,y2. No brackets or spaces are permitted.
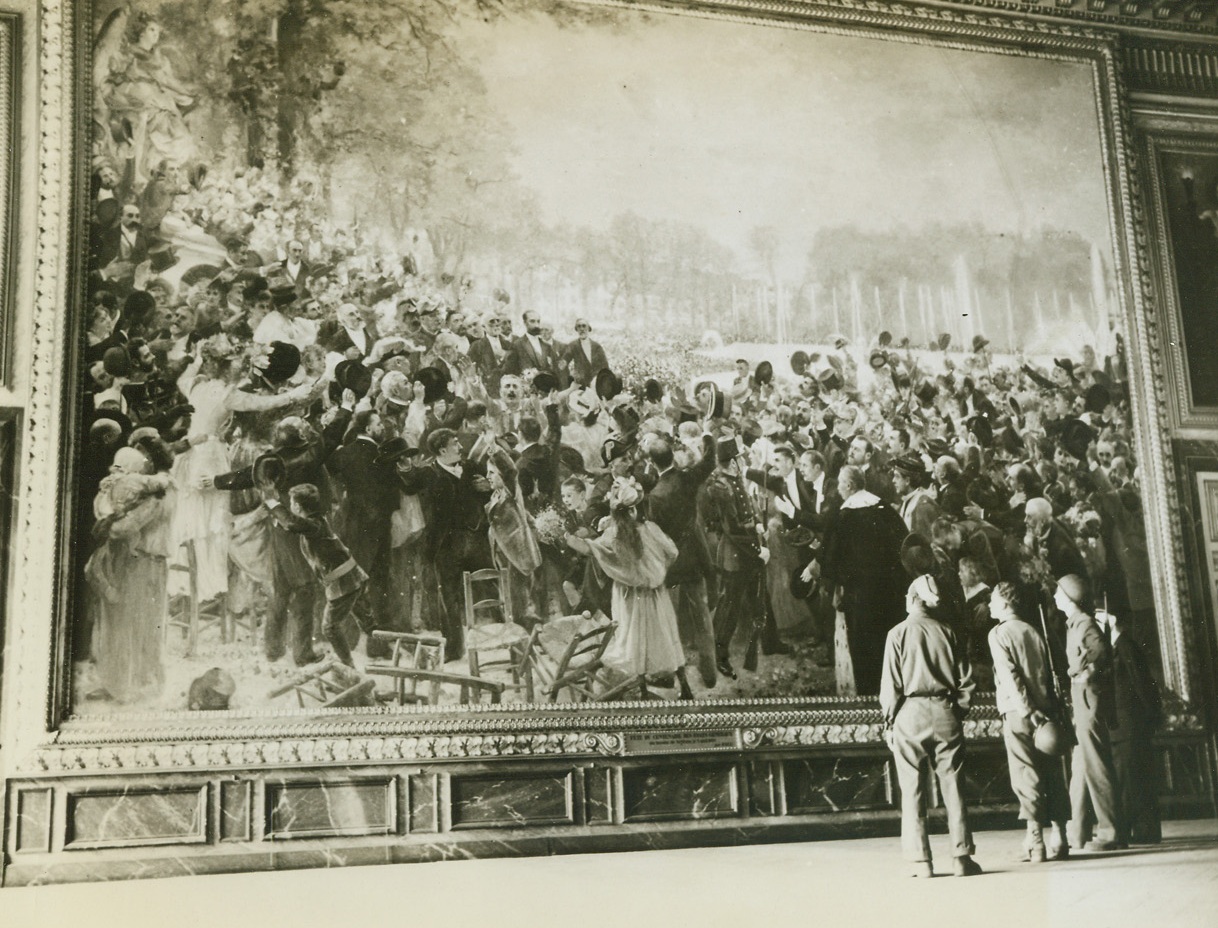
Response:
253,278,319,349
561,316,608,388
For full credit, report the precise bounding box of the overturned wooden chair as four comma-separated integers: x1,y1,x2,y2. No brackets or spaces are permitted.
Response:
363,631,447,706
543,621,647,702
364,667,506,706
268,660,378,709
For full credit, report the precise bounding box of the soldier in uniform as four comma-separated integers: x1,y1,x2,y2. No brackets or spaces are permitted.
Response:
699,435,769,679
987,581,1071,862
881,574,982,878
1055,573,1124,853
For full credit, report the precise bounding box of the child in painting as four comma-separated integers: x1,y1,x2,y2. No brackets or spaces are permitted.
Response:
260,481,368,667
563,476,692,698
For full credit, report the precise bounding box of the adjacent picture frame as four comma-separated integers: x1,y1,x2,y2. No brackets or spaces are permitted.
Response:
1141,128,1218,431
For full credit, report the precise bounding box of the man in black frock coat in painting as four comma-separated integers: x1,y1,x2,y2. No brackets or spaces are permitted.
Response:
822,464,910,695
647,431,718,688
396,428,493,657
327,410,401,654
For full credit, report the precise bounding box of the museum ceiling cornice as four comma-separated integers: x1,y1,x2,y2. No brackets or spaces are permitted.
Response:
920,0,1218,36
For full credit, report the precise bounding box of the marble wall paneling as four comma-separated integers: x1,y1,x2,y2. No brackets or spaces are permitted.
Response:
265,778,396,840
783,755,894,814
218,780,252,843
620,762,740,823
746,759,782,817
583,765,614,825
407,773,440,834
448,771,575,829
65,785,207,849
13,787,51,853
956,745,1019,807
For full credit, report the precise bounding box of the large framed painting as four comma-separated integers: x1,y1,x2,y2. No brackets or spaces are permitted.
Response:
1,0,1209,883
43,0,1192,718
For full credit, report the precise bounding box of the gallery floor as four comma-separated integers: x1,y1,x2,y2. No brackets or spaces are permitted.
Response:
6,819,1217,927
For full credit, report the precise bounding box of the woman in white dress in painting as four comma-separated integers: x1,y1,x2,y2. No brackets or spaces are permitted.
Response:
171,334,316,607
563,476,693,699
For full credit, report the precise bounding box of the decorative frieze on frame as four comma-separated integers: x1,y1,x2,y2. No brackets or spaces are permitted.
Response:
20,710,1204,774
0,14,17,387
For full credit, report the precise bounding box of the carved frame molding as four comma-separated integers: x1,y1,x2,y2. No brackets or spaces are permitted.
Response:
0,14,16,389
4,0,1202,778
1133,121,1218,434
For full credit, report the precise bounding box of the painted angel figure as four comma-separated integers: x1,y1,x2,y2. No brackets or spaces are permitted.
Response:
94,7,198,193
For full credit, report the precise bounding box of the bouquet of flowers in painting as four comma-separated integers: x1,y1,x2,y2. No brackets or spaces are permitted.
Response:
532,507,568,548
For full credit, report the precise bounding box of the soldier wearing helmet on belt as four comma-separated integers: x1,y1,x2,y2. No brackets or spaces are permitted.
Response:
987,580,1072,862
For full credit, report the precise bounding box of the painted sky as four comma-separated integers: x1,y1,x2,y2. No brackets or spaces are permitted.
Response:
460,7,1112,279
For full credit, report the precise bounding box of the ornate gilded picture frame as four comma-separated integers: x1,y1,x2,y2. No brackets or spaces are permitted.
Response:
0,13,17,388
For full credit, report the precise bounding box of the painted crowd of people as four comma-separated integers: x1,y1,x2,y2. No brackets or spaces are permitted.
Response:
80,161,1161,725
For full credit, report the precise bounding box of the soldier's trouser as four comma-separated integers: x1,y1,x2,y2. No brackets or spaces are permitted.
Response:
1069,684,1121,844
1002,713,1070,826
712,569,761,661
890,696,975,863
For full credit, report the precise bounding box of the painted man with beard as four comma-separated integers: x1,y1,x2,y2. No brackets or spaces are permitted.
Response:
504,309,564,386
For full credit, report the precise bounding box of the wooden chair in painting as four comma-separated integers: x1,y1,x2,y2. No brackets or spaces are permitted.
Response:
363,631,447,706
267,660,378,709
462,568,533,693
164,538,231,656
543,621,647,702
361,666,506,706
